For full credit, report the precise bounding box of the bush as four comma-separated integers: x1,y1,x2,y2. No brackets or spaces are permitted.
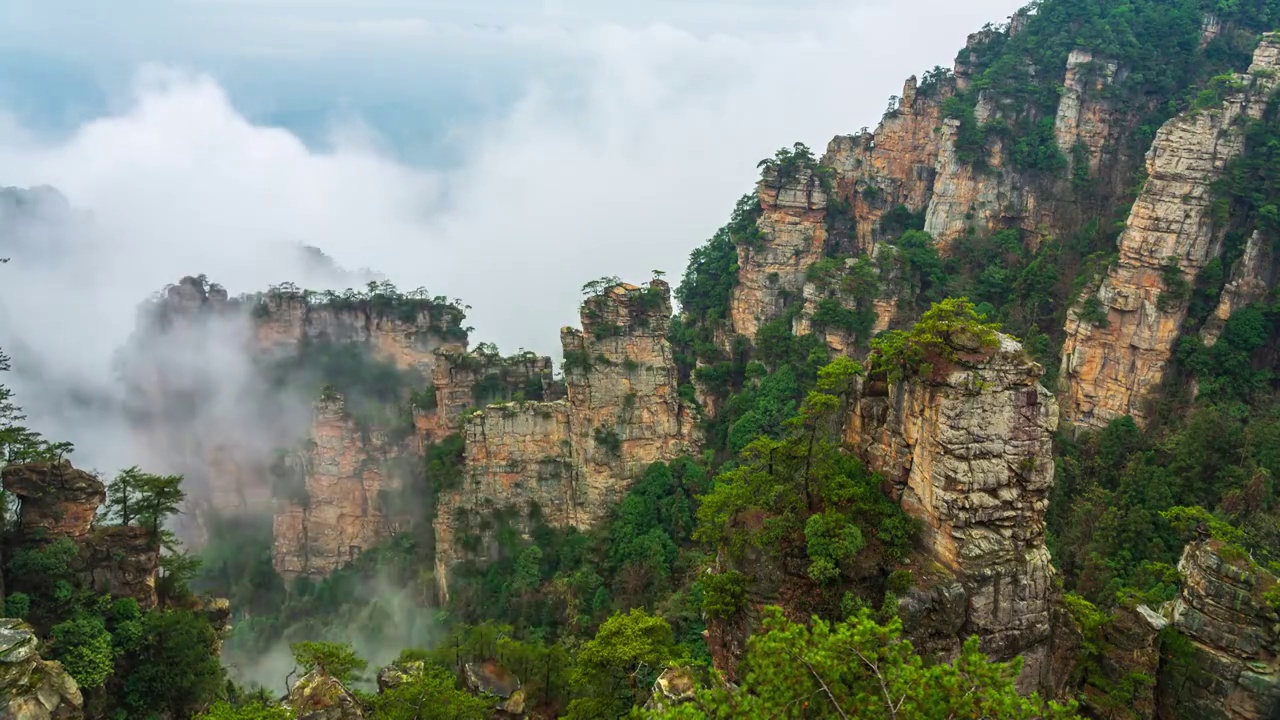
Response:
4,592,30,619
700,571,748,619
50,615,115,689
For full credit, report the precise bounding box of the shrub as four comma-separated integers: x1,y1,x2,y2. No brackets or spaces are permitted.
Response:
700,571,748,619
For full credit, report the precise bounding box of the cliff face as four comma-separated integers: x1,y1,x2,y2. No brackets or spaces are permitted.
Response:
270,396,409,578
1060,35,1280,429
846,332,1059,692
433,280,697,600
728,168,829,341
2,461,161,611
1202,230,1279,346
1158,540,1280,719
0,618,83,720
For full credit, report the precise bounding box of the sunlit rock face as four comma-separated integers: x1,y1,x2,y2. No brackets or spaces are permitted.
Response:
845,333,1059,693
1060,34,1280,430
433,280,698,601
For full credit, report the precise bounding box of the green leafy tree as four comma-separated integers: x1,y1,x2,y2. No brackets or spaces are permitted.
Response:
643,607,1078,719
197,701,296,720
118,610,226,718
291,641,369,685
367,663,491,720
50,615,115,689
566,608,676,719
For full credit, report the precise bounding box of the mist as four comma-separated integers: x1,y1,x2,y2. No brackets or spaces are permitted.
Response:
0,0,1025,475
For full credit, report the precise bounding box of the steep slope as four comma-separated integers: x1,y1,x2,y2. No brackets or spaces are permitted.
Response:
1060,35,1280,429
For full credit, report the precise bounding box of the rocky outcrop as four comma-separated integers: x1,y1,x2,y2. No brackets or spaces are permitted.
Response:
644,667,698,712
728,168,829,341
1157,540,1280,719
846,332,1059,692
463,661,525,715
1202,231,1279,346
271,395,412,578
285,671,365,720
0,618,83,720
1,462,104,540
1061,35,1280,429
824,76,948,253
434,280,697,600
1055,50,1123,178
77,526,160,610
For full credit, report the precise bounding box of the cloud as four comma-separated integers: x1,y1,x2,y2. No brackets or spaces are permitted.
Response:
0,0,1025,473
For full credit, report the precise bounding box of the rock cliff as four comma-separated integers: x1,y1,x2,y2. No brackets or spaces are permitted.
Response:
1,462,104,540
0,618,83,720
846,332,1059,692
2,461,161,611
433,280,697,600
1158,540,1280,719
728,166,829,341
1060,35,1280,429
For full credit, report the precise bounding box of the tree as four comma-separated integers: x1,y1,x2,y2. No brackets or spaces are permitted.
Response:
566,608,676,719
118,610,226,718
290,641,368,686
50,615,114,689
197,701,296,720
643,607,1079,719
367,663,491,720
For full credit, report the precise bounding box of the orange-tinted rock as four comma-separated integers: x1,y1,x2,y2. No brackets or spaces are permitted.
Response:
78,525,160,610
1061,35,1280,429
1,461,104,539
846,333,1059,692
433,281,697,600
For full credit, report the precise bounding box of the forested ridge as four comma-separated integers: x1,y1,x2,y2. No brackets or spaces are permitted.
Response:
7,0,1280,718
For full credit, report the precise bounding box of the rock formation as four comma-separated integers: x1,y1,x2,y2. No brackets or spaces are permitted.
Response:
1060,35,1280,429
270,395,412,578
0,618,83,720
1158,540,1280,719
285,671,365,720
1202,230,1279,346
433,280,697,600
1,462,104,540
728,166,829,341
3,461,161,611
846,332,1059,692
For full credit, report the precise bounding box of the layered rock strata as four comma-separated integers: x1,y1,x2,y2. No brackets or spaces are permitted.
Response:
1,462,104,539
433,280,697,600
846,332,1059,692
1060,35,1280,429
728,167,829,341
1158,540,1280,719
0,618,83,720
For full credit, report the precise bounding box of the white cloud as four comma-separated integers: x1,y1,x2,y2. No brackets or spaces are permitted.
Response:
0,0,1025,472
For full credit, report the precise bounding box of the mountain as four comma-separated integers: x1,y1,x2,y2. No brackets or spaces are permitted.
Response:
8,1,1280,718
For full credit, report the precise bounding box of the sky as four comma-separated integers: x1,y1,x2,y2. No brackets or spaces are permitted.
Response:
0,0,1026,469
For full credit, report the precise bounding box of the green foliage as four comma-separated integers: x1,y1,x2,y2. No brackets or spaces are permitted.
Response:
117,610,226,718
258,281,468,341
1157,259,1192,311
367,663,492,720
756,142,828,187
290,641,369,685
197,701,296,720
642,607,1078,719
566,608,675,719
1079,295,1111,327
593,426,623,456
699,571,747,619
4,591,30,618
804,511,866,584
50,615,114,689
870,297,1002,382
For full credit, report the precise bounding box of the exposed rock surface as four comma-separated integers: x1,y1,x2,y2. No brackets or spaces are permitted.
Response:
1,462,104,540
1157,540,1280,719
644,667,698,712
285,670,365,720
77,526,160,610
1055,49,1123,178
728,167,829,341
1202,230,1279,346
0,618,83,720
1061,35,1280,429
271,395,411,578
846,332,1059,692
434,280,697,600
